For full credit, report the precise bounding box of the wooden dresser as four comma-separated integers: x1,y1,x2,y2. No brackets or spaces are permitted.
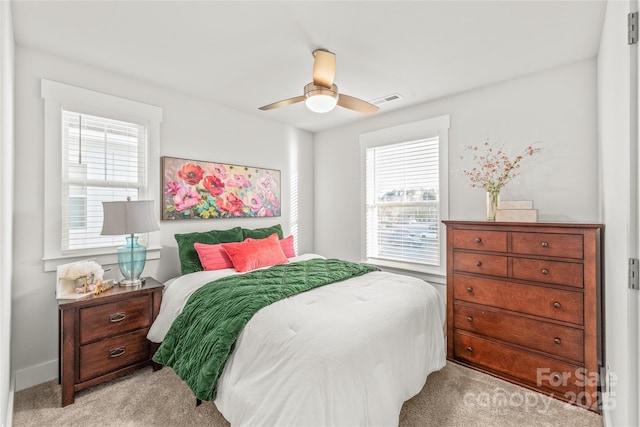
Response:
58,278,164,406
443,221,603,411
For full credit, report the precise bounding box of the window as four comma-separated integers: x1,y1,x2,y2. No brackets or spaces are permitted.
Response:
366,138,440,265
62,111,148,251
42,80,162,271
361,115,449,276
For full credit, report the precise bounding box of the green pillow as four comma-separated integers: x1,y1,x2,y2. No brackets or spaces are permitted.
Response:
242,224,284,240
175,227,243,275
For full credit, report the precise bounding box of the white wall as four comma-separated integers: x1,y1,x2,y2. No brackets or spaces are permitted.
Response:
12,47,314,390
0,1,15,424
314,59,599,277
598,1,636,426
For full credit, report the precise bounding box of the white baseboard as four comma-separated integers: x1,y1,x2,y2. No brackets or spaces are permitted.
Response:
4,372,14,427
602,408,612,427
14,359,57,392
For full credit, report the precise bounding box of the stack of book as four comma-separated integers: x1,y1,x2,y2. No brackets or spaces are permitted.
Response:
495,200,537,222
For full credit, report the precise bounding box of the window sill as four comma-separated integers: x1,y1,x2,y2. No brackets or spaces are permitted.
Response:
363,258,445,285
43,246,161,272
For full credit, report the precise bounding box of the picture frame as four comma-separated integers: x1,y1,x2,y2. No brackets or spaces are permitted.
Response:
161,156,281,220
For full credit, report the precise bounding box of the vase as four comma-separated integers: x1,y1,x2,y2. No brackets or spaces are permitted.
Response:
117,235,147,287
486,191,500,221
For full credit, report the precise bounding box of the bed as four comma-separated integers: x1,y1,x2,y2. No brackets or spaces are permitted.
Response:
147,251,446,426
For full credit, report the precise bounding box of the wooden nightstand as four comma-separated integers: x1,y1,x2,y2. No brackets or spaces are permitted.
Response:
58,277,164,406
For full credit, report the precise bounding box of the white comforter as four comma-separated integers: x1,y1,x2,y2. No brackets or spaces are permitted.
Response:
148,254,446,427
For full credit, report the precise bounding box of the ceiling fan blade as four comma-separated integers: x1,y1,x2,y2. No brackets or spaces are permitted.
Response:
312,49,336,88
259,95,305,111
337,94,379,115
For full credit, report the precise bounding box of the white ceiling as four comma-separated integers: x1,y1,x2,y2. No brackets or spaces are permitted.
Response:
11,1,607,133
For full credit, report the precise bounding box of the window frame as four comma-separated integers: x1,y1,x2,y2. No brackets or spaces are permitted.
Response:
41,79,162,272
360,115,450,278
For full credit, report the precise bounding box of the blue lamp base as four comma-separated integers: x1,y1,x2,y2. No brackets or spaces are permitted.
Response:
117,235,147,287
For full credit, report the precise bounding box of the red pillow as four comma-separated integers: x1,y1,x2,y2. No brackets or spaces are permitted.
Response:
222,233,288,272
193,242,234,271
280,235,296,258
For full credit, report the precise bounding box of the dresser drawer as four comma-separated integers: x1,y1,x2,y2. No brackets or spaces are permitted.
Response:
454,252,507,277
511,232,583,259
454,304,584,362
452,229,507,252
454,331,583,397
512,258,583,288
453,274,584,324
79,296,152,344
79,329,150,382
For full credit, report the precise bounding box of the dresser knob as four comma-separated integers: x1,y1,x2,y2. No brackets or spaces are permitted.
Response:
552,373,562,382
108,346,126,358
553,301,561,309
467,287,473,293
466,346,473,353
476,261,482,267
554,337,561,345
467,316,473,322
475,237,482,243
541,241,549,248
109,312,126,323
541,268,549,275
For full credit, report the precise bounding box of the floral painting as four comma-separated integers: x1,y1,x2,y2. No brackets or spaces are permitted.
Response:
161,156,281,220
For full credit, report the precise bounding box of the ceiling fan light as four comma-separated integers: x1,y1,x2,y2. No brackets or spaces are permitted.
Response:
304,83,339,113
305,94,338,113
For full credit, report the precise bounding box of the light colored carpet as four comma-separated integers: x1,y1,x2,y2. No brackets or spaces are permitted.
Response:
13,362,602,427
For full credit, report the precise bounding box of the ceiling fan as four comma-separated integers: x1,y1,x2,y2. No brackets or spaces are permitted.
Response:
259,49,379,115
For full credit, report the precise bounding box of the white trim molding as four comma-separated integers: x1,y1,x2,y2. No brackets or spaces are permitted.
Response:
13,359,57,392
359,114,450,276
0,1,14,426
40,79,163,272
6,373,14,427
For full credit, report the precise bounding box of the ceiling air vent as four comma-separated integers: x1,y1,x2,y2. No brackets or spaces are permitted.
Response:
370,93,403,106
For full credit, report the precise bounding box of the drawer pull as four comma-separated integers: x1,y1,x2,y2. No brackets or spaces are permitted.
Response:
466,346,473,353
553,301,561,309
474,237,482,243
109,312,126,323
554,337,561,345
467,287,473,293
108,347,126,358
476,261,482,267
552,373,562,382
541,241,549,248
467,316,473,322
541,268,549,275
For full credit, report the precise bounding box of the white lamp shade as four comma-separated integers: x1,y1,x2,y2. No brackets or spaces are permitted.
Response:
101,200,160,235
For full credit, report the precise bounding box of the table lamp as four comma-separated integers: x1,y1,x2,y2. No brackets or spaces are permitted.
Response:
100,198,160,286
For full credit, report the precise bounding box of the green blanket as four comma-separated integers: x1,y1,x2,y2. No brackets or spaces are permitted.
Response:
152,258,377,401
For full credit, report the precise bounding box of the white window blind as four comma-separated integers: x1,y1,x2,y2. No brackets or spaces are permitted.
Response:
366,137,440,266
62,110,148,251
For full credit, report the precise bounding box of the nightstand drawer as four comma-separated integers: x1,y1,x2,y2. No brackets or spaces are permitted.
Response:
512,257,583,288
453,252,507,277
452,229,507,252
511,232,583,259
454,304,584,362
79,295,152,344
453,274,584,324
79,329,150,382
